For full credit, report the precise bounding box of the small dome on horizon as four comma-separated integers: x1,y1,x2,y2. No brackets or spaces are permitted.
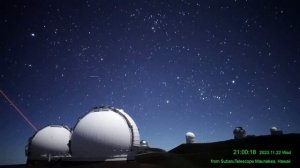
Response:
270,126,283,135
185,132,196,144
270,126,278,131
233,126,246,139
140,140,149,147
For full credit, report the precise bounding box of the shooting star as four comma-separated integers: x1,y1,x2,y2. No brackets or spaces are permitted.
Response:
88,75,99,78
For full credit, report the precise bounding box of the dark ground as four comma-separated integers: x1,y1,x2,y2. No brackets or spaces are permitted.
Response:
1,134,299,168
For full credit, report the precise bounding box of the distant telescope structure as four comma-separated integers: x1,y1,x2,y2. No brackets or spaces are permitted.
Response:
233,127,246,139
185,132,196,144
26,125,71,162
270,126,283,135
140,140,149,148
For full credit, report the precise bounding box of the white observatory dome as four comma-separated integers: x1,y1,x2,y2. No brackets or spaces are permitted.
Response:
270,126,283,135
70,106,140,161
270,126,278,131
26,125,71,161
185,132,196,144
233,126,247,139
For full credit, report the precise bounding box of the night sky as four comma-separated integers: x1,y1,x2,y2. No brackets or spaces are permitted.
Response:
1,0,300,165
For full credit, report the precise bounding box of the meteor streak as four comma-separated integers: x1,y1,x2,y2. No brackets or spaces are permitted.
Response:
0,90,37,131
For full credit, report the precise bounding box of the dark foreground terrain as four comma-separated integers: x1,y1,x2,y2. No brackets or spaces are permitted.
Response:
1,134,299,168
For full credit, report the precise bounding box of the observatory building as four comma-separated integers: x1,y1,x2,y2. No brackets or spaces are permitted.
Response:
233,126,246,139
70,106,140,161
26,125,71,162
270,126,283,135
26,106,141,164
185,132,196,144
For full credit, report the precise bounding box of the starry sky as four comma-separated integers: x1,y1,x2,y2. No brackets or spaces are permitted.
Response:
1,0,300,165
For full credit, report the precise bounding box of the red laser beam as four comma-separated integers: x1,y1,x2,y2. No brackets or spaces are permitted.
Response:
0,90,37,131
